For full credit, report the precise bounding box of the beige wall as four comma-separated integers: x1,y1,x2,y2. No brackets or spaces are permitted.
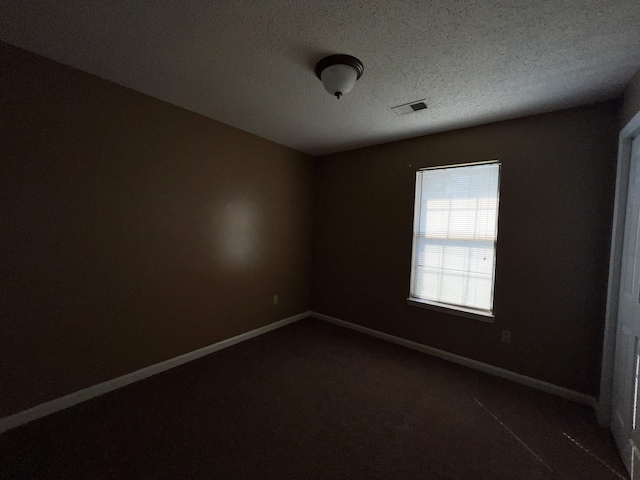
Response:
1,38,625,416
622,67,640,127
312,103,619,396
0,43,313,417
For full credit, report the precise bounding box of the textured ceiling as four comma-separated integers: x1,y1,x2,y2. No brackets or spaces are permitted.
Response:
2,1,640,156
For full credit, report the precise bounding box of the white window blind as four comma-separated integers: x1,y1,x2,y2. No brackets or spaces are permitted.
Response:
409,162,501,314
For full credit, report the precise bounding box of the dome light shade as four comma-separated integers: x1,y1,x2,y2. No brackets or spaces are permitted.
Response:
321,64,358,97
315,54,364,99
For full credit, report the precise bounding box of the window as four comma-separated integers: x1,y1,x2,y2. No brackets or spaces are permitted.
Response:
408,161,501,319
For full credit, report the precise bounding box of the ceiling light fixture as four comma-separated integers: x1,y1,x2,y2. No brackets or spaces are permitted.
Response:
315,54,364,99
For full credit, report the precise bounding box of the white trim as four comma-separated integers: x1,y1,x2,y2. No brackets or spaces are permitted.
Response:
599,109,640,428
311,311,597,408
406,298,495,322
1,308,598,434
0,311,310,434
419,159,499,170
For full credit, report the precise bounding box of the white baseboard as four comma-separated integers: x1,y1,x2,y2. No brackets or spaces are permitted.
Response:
0,311,311,434
2,310,598,434
311,311,597,409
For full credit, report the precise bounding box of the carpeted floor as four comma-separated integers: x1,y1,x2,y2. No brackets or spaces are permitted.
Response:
0,318,628,479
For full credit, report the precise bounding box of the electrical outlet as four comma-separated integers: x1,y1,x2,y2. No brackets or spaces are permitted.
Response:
501,330,511,343
273,295,278,305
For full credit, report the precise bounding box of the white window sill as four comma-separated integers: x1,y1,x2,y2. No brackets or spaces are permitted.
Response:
406,298,495,323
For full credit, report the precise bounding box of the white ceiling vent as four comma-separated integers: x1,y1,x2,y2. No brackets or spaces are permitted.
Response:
391,99,428,116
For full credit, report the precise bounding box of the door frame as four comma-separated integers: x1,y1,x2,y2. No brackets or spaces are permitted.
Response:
599,109,640,427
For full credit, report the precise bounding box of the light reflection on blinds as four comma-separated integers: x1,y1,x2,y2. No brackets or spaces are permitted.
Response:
410,163,500,312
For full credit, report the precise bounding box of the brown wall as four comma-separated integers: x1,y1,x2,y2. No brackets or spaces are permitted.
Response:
312,103,619,396
0,43,313,417
622,67,640,126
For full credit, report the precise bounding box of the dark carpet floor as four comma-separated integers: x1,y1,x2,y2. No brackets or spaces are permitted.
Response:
0,318,628,479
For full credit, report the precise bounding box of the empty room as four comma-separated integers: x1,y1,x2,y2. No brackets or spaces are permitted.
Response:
2,1,640,478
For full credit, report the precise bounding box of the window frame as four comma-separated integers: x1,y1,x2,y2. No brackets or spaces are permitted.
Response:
406,160,501,322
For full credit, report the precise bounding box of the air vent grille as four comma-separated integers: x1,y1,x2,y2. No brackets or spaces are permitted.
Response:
391,99,428,116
